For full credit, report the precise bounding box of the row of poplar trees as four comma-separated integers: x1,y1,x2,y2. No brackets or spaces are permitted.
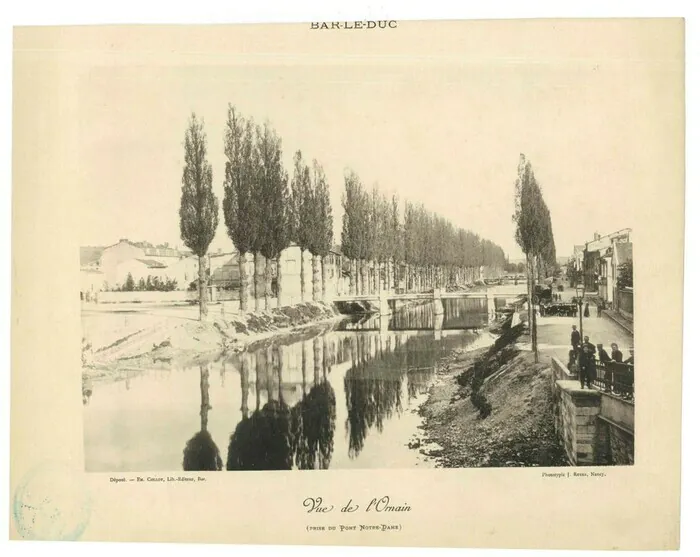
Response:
180,107,509,322
513,153,557,362
341,171,507,296
179,108,333,320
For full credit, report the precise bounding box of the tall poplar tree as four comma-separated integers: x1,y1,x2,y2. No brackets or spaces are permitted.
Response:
257,122,290,310
223,104,257,312
513,153,551,361
389,194,403,290
179,113,219,321
341,170,364,296
290,151,314,302
309,160,333,301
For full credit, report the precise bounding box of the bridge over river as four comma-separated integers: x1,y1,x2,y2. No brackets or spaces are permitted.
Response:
332,286,527,319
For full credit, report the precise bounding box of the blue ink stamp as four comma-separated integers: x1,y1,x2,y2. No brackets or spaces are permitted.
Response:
13,462,92,541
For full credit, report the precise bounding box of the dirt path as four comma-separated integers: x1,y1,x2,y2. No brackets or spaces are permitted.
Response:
82,302,343,382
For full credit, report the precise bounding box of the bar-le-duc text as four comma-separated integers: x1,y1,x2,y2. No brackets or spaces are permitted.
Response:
310,21,398,30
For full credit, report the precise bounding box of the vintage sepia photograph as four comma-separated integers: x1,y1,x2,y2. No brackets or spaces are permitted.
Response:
11,15,685,549
77,24,637,473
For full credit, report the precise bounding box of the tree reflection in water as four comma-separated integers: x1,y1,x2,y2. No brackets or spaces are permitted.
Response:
344,331,460,459
227,348,294,470
226,337,337,470
182,364,223,471
292,338,336,470
219,324,469,468
345,334,405,458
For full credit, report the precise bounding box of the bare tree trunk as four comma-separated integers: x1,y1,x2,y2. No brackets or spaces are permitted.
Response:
264,256,272,310
240,356,249,419
300,248,306,303
337,256,343,295
375,260,380,293
253,252,260,312
349,258,356,295
275,346,283,404
526,254,539,362
199,364,210,431
312,254,321,301
321,256,327,301
360,259,366,295
198,255,208,320
367,261,372,293
313,336,321,384
276,257,283,308
239,252,249,312
301,340,308,394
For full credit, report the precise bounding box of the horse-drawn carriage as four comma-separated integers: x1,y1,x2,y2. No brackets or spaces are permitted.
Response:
540,302,577,317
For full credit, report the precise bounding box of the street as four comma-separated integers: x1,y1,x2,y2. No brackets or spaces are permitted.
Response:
532,284,634,364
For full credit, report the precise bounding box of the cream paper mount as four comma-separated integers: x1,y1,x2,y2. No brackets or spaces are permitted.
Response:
10,19,684,549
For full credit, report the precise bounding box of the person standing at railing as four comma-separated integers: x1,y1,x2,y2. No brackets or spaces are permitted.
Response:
597,344,611,363
611,343,623,363
624,348,634,365
579,336,596,389
567,349,579,374
597,344,612,392
571,325,581,349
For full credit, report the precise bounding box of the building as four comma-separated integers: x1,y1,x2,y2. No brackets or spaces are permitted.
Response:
80,238,349,302
572,245,585,273
612,242,634,319
209,252,239,288
582,229,632,302
114,257,168,286
166,255,200,289
82,239,196,291
80,246,106,300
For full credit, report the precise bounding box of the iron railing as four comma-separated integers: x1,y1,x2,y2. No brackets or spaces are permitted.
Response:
594,361,634,400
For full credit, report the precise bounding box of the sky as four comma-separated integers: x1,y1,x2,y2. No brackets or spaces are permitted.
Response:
74,20,682,260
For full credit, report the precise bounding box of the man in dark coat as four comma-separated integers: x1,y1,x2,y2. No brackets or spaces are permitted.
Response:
579,336,596,389
598,343,612,392
571,325,581,349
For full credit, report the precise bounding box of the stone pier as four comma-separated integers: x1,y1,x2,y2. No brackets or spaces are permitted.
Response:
379,314,390,336
485,292,496,318
550,357,634,466
433,312,444,340
433,288,444,316
554,381,602,465
378,290,392,316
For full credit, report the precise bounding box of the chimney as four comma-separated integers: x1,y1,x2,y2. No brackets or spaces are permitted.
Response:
593,232,601,241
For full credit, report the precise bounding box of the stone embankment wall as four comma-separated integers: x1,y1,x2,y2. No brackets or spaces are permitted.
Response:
550,357,634,466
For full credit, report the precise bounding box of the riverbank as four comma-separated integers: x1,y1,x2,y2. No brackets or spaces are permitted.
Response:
416,322,568,467
82,301,342,380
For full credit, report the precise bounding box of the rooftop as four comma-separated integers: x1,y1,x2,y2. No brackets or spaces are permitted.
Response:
135,258,167,268
80,246,105,266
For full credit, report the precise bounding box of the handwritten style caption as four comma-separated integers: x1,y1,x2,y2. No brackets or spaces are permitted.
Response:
303,496,409,534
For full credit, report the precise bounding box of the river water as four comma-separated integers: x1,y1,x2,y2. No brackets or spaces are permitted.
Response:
84,294,517,472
